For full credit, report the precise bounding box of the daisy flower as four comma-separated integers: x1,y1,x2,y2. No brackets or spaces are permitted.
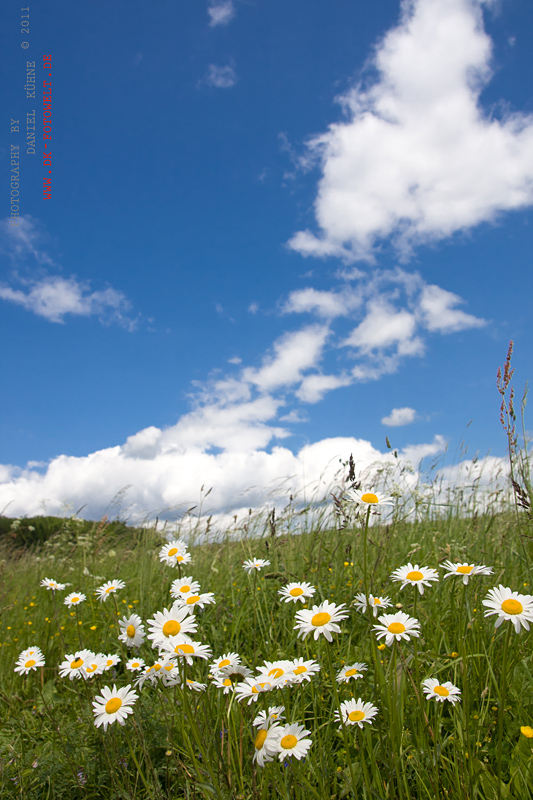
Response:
84,653,108,678
294,600,349,642
349,488,394,507
170,576,201,599
253,724,281,768
14,646,45,675
334,698,378,728
253,706,286,729
235,678,275,704
160,637,212,665
59,649,94,680
64,592,86,608
40,578,66,591
159,540,190,568
275,724,313,761
118,614,145,648
214,674,237,694
211,652,241,673
174,591,216,611
373,612,421,647
256,659,296,684
92,684,138,731
243,558,270,573
353,593,392,617
216,664,253,688
336,663,368,683
183,678,206,692
147,602,198,647
442,561,493,585
95,579,126,602
288,658,320,684
422,678,461,705
390,563,439,595
103,654,121,670
278,582,316,604
126,657,145,672
482,585,533,633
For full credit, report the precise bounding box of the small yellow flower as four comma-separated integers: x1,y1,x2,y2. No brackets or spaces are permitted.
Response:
521,726,533,738
377,644,386,651
451,652,459,658
90,625,97,631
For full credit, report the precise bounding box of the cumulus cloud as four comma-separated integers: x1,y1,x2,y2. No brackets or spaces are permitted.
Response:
242,325,329,392
208,0,235,27
203,64,237,89
382,407,417,426
287,0,533,261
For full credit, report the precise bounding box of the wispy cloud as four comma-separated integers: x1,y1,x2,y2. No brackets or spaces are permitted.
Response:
288,0,533,262
202,64,237,89
208,0,235,27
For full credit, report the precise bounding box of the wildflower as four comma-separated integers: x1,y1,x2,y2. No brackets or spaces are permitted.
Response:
160,637,212,665
482,585,533,633
214,675,237,694
159,540,190,568
243,558,270,573
40,578,66,591
103,654,120,670
211,652,241,673
147,603,198,647
59,649,94,680
84,653,108,677
174,591,216,611
253,724,281,767
521,726,533,738
64,592,86,608
274,724,312,761
235,678,275,704
349,489,394,507
253,706,285,729
170,576,200,599
288,658,320,683
294,600,349,642
95,580,126,602
14,646,45,675
126,657,145,672
422,679,461,704
335,698,378,728
373,612,421,646
353,593,392,617
118,614,145,648
390,563,439,595
336,663,368,683
184,678,206,692
92,684,138,731
278,582,316,604
256,659,297,685
442,561,493,585
217,663,253,682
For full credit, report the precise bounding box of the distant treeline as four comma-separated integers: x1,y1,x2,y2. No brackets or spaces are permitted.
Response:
0,515,139,549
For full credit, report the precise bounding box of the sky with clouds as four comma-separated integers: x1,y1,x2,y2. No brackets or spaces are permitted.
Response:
0,0,531,524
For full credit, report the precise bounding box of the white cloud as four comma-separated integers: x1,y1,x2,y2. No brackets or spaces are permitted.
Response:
281,287,361,319
0,275,136,329
288,0,533,261
208,1,235,27
203,64,237,89
419,284,486,332
295,373,352,404
382,407,417,426
242,325,329,392
342,299,420,355
0,215,55,266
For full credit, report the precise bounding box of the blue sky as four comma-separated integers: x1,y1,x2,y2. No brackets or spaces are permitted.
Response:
1,0,532,522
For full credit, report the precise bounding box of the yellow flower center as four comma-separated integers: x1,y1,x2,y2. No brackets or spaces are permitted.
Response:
251,682,268,694
457,566,473,574
406,571,423,581
345,668,358,677
348,710,365,722
71,597,79,603
167,548,178,557
180,585,191,593
311,612,331,627
131,662,140,668
154,663,162,671
434,685,449,697
268,668,284,679
126,625,135,638
255,729,268,750
176,644,194,654
105,586,115,593
86,664,97,673
219,658,231,668
293,666,307,675
105,698,122,714
25,659,36,668
501,599,523,615
373,598,381,605
388,622,406,634
164,664,173,671
70,658,84,669
177,556,185,562
186,595,201,605
280,734,298,750
106,659,114,667
223,678,232,687
290,587,304,596
162,620,181,636
361,493,378,503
